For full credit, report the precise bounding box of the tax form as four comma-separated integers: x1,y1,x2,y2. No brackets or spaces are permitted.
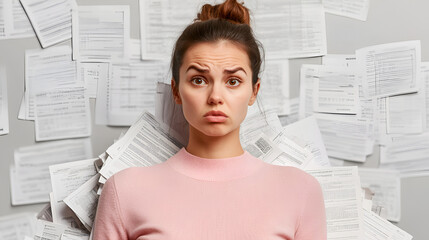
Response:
0,66,8,135
64,174,100,231
251,0,327,59
33,220,88,240
72,5,130,61
139,0,199,60
380,131,429,176
77,62,110,99
20,0,76,48
95,61,169,126
362,208,412,240
22,45,81,121
258,59,290,115
0,0,34,39
315,113,370,162
299,64,319,119
306,167,363,240
386,92,425,134
10,138,93,205
356,41,421,99
99,112,182,180
49,159,98,229
0,212,37,240
322,0,370,21
421,62,429,128
34,87,91,141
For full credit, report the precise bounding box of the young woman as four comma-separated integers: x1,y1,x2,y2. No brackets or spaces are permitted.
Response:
93,0,327,239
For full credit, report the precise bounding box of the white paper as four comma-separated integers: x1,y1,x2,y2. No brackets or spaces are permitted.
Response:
358,168,401,222
240,103,283,146
380,132,429,175
386,92,425,134
420,62,429,129
95,61,169,126
0,212,37,240
315,113,370,162
323,0,370,21
356,41,421,99
72,5,130,61
0,0,35,39
313,65,359,114
139,0,200,60
362,208,412,240
299,64,318,119
259,59,290,115
35,87,91,141
10,138,92,205
278,98,300,126
0,65,9,135
49,193,86,230
61,234,89,240
99,111,182,180
77,62,110,99
24,45,81,120
33,220,88,240
19,0,75,48
306,167,363,240
252,0,327,59
283,116,330,168
64,174,100,230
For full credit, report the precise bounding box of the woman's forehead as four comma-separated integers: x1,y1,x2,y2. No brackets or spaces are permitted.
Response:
182,41,251,70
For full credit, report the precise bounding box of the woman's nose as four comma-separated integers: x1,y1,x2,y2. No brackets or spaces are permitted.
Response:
207,83,224,105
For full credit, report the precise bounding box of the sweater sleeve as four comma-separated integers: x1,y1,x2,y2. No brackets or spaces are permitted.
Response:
93,175,128,240
295,175,327,240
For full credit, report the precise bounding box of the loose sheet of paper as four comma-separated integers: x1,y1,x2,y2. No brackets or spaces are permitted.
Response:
0,66,9,135
278,98,299,126
10,138,92,205
251,0,327,59
23,45,81,120
386,92,425,134
72,5,130,61
33,220,88,240
64,174,100,230
20,0,75,48
315,114,370,162
259,59,290,115
0,0,35,39
362,208,412,240
99,112,183,180
358,168,401,222
95,61,169,126
77,62,109,99
306,167,363,240
139,0,201,60
322,0,370,21
422,62,429,128
35,87,91,141
49,158,98,229
283,116,330,168
380,132,429,175
0,212,37,240
356,41,421,99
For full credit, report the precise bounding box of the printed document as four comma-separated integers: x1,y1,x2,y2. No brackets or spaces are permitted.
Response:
322,0,370,21
0,0,34,39
0,66,9,135
72,5,130,61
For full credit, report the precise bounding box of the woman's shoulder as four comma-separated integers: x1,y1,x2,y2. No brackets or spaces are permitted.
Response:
264,164,321,188
109,162,169,186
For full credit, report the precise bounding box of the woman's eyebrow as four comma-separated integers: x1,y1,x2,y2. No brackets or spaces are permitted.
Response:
224,67,247,75
186,65,209,73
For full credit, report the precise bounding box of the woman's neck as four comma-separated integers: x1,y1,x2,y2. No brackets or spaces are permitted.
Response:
185,126,244,159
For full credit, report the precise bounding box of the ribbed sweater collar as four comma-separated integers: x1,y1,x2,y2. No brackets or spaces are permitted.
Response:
166,147,265,182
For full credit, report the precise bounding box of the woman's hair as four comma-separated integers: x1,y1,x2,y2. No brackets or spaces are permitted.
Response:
171,0,264,91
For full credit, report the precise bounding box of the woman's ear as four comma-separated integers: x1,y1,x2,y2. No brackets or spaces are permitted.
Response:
171,79,182,104
248,79,260,106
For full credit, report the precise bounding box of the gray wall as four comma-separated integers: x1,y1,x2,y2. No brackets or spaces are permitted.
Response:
0,0,428,239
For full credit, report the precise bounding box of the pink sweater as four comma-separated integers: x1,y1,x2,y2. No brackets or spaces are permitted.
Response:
93,148,327,240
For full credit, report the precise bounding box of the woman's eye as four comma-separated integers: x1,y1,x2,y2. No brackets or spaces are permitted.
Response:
191,77,206,85
227,79,240,86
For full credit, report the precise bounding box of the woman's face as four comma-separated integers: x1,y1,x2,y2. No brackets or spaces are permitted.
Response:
173,40,259,138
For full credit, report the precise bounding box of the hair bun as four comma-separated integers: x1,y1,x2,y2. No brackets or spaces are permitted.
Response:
196,0,250,25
